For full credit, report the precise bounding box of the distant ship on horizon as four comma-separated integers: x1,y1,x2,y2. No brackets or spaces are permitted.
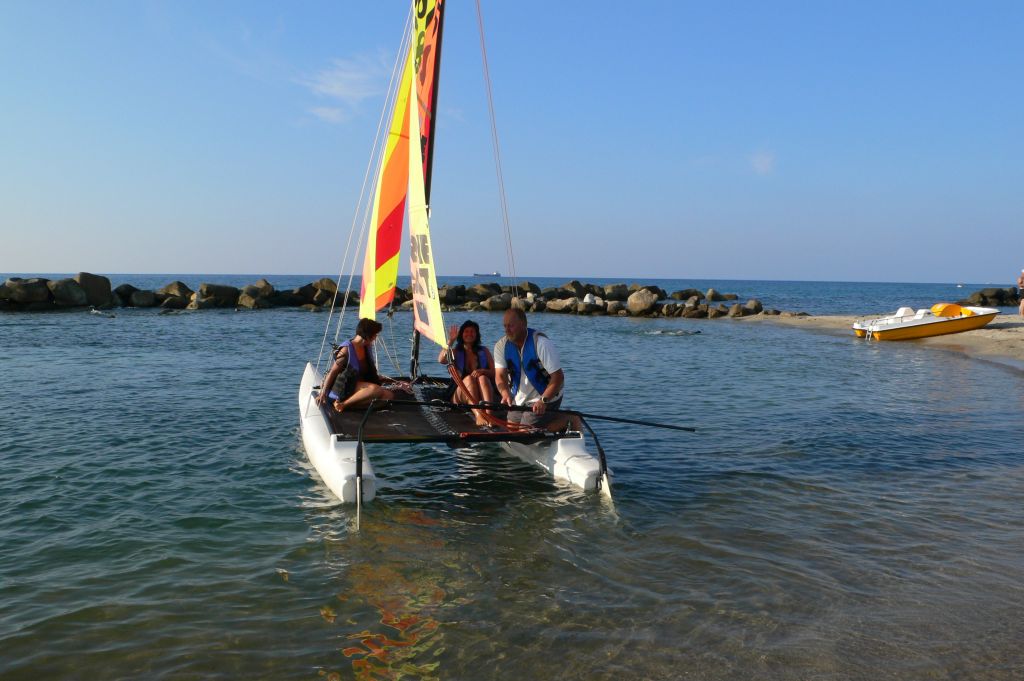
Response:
473,271,501,277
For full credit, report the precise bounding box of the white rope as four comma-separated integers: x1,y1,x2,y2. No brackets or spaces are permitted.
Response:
316,8,414,373
475,0,519,299
379,310,404,374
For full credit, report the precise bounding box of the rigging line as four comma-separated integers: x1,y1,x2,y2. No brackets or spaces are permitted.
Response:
474,0,519,299
317,8,414,372
380,309,403,374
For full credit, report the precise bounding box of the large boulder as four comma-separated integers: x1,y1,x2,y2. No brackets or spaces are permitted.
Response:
196,283,239,307
705,288,724,302
467,283,501,301
48,278,88,307
129,290,157,308
707,305,727,319
722,293,739,301
312,278,338,294
671,288,702,301
187,292,218,310
606,300,625,315
251,278,275,298
157,281,194,299
6,277,52,304
268,291,305,307
312,288,337,306
562,280,587,297
481,293,512,311
545,297,578,313
727,303,745,317
238,292,272,309
439,285,465,305
626,289,659,316
161,295,189,310
532,299,547,313
294,283,318,303
517,281,542,295
964,287,1017,307
743,299,764,315
603,283,629,301
238,284,277,309
629,284,667,300
74,272,112,307
682,306,707,318
577,301,605,314
114,284,139,302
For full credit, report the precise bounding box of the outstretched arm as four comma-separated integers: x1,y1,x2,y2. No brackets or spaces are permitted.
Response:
438,324,458,363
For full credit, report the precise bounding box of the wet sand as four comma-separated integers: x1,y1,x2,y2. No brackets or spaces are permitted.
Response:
742,312,1024,369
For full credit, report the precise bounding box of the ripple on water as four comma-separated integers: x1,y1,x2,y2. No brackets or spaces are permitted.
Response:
1,308,1023,678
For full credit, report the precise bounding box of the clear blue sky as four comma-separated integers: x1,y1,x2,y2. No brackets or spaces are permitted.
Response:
1,1,1021,283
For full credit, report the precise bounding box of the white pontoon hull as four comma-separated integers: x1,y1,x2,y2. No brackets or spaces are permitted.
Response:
298,362,377,503
500,437,605,492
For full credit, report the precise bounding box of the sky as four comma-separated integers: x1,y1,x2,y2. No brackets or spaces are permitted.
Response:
1,1,1021,283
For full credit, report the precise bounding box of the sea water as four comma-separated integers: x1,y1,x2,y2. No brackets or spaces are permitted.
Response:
1,277,1022,679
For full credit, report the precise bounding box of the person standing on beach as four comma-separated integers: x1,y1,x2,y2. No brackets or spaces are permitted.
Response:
493,308,573,432
1018,270,1024,316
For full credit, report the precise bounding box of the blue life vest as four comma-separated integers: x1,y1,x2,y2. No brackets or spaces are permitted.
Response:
338,339,376,380
504,328,550,397
453,346,489,376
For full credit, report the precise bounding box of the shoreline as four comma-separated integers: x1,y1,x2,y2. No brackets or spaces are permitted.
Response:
743,312,1024,370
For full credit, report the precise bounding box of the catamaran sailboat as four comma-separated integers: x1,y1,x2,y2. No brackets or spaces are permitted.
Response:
297,0,608,505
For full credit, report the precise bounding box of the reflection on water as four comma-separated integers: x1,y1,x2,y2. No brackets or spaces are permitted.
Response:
333,510,447,680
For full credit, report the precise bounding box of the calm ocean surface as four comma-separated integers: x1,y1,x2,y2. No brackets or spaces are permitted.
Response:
2,276,1022,680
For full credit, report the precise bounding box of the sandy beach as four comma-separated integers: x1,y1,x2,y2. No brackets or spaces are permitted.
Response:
744,312,1024,369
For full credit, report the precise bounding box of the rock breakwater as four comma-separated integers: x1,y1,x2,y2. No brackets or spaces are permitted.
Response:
1,274,801,318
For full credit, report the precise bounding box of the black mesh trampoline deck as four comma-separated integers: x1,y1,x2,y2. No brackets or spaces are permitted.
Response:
324,376,568,445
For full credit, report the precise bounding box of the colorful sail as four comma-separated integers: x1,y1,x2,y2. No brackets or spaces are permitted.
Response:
407,50,446,348
359,40,414,318
359,0,444,322
414,0,444,194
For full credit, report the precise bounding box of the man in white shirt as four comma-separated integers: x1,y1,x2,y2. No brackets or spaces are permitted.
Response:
493,307,571,431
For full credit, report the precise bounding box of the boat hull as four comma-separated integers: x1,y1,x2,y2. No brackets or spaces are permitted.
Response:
852,306,999,341
500,436,605,492
870,312,997,340
298,362,376,503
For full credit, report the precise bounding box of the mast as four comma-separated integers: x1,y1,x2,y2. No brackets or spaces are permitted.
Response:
410,0,446,379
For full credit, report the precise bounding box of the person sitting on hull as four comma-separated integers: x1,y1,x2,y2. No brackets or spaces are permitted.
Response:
317,317,394,414
438,319,496,427
493,307,577,432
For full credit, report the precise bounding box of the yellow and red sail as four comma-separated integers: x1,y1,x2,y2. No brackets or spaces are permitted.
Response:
358,41,413,318
360,0,446,348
